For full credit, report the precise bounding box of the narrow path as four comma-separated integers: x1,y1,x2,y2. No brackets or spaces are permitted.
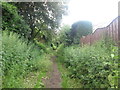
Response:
42,56,61,88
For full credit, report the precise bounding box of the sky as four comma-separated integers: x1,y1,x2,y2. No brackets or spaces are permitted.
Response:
61,0,119,30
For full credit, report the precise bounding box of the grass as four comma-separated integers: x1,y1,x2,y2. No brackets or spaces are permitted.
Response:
57,60,82,88
23,70,47,88
23,53,52,88
34,71,46,88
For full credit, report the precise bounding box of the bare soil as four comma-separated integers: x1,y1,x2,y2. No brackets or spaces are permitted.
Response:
42,56,61,88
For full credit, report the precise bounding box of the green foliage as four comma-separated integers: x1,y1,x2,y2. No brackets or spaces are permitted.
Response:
51,43,57,50
57,41,118,88
1,1,70,88
58,25,72,46
34,38,48,53
33,27,55,44
71,21,93,44
56,44,65,62
57,61,81,88
2,2,31,38
13,2,67,29
2,31,51,88
11,2,68,40
58,21,93,46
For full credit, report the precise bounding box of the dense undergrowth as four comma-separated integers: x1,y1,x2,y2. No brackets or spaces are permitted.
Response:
1,2,119,89
2,2,31,37
56,40,118,88
2,31,52,88
1,2,54,88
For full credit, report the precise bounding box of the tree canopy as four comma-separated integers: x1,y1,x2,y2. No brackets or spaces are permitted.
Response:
2,2,31,38
2,2,68,44
12,2,68,40
71,21,93,44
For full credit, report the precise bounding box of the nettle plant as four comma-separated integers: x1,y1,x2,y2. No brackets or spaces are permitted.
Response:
62,40,118,88
2,31,45,88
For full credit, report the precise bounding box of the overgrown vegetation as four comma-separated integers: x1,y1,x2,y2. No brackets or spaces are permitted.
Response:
2,2,31,38
56,40,118,88
1,2,67,88
9,2,68,41
70,21,92,44
57,21,92,46
1,1,118,89
58,25,71,46
57,61,81,88
2,31,52,88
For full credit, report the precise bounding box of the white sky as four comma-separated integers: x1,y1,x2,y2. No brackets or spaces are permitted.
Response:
61,0,119,30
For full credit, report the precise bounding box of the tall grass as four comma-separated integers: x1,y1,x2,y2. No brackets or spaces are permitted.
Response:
2,31,51,88
57,40,118,88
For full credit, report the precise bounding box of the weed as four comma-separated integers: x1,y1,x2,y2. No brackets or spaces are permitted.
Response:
56,40,118,88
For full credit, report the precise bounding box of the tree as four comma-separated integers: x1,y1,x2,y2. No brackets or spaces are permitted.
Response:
2,2,31,38
11,2,68,40
58,24,71,46
70,21,93,44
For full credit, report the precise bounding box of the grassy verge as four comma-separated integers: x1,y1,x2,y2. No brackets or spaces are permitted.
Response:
57,60,82,88
23,70,46,88
18,54,52,88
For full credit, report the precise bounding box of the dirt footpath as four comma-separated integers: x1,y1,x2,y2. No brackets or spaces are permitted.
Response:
42,56,61,88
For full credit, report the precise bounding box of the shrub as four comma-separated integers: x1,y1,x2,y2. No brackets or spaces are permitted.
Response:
56,44,65,62
34,39,48,53
57,41,118,88
2,2,31,38
2,31,50,88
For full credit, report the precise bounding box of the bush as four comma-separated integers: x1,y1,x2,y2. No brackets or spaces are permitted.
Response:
2,2,31,38
2,31,50,88
56,44,65,62
57,41,118,88
34,39,48,53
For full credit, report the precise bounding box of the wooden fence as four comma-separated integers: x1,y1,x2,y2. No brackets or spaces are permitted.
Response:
80,17,119,46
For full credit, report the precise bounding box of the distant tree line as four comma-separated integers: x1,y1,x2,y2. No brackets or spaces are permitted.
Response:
58,21,93,46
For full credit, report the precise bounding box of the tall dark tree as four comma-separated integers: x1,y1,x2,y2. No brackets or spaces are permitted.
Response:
2,2,31,38
12,2,68,40
71,21,93,44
